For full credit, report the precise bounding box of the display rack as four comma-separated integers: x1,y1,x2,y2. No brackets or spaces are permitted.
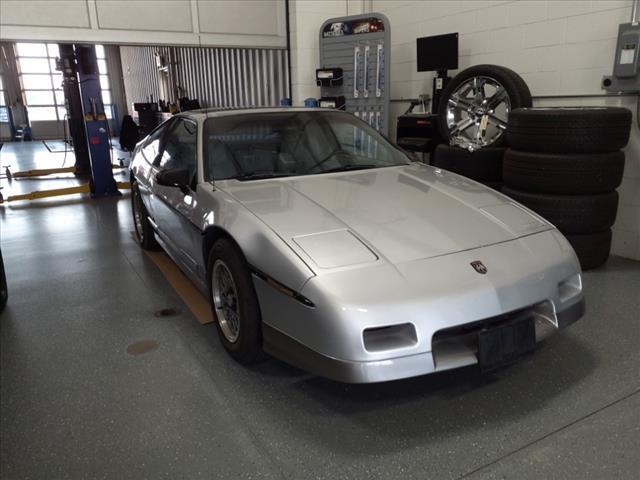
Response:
318,13,391,136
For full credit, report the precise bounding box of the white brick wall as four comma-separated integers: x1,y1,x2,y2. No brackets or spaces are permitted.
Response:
289,0,349,104
289,0,640,260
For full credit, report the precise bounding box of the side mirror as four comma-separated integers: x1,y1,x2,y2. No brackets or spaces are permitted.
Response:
156,167,190,193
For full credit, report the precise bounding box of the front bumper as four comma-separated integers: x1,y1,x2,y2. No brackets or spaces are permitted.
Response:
256,229,584,383
263,297,585,383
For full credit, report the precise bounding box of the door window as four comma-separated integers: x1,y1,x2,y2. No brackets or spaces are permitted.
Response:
140,121,172,163
156,119,198,181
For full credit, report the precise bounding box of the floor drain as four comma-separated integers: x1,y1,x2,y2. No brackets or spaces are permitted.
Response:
126,340,159,356
154,307,179,318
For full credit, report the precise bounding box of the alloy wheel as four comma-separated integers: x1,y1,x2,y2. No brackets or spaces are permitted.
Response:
444,76,511,151
211,259,241,343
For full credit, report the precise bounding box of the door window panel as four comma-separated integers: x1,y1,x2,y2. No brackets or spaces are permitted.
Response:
0,77,7,122
24,90,55,105
46,44,59,57
50,73,63,89
16,43,48,57
54,90,65,105
21,75,53,89
28,107,57,121
97,59,108,74
19,58,51,73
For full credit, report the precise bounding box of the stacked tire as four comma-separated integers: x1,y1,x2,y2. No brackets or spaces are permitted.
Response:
431,144,505,190
504,107,632,270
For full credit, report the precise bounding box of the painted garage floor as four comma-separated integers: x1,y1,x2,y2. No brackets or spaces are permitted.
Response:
1,142,639,479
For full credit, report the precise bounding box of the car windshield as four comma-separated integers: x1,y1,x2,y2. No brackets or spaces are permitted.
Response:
203,111,410,181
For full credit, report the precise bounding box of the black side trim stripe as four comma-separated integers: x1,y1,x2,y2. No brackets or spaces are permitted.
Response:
248,265,315,307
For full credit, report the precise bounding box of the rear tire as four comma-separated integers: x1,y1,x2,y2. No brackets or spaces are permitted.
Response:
565,230,612,270
131,180,159,250
207,238,263,364
501,187,618,234
503,149,625,195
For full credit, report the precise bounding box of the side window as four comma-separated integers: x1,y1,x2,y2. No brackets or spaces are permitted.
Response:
156,119,198,180
140,121,172,163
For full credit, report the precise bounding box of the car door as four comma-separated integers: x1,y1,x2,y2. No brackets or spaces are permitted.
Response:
134,120,174,219
151,118,201,276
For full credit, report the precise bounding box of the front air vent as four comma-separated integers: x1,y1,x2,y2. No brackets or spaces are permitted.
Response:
363,323,417,352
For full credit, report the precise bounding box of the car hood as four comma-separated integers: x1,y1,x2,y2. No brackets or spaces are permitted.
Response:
219,164,552,270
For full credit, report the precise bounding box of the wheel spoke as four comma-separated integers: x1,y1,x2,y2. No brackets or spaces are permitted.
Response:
486,87,508,111
219,272,228,292
448,95,475,111
450,117,475,135
472,77,486,100
487,114,508,130
474,123,486,143
457,80,475,98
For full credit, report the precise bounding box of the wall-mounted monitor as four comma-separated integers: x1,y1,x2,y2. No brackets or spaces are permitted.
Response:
416,33,458,72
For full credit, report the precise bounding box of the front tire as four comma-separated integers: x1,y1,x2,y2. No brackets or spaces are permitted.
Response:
208,238,263,363
131,180,158,250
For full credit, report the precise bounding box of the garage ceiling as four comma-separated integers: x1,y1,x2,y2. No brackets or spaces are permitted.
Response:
0,0,287,48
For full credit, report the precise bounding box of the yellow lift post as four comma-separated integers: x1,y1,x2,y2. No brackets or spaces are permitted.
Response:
5,164,125,179
0,182,130,204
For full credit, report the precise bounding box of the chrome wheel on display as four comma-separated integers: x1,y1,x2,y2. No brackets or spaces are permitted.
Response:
437,65,533,152
444,76,510,151
211,259,241,343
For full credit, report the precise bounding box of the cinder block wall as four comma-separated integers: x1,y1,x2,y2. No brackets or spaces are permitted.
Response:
289,0,640,261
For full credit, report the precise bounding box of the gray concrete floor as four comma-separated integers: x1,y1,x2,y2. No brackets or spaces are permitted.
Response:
1,142,639,479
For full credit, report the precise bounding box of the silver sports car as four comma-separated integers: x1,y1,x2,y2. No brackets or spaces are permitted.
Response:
129,108,585,383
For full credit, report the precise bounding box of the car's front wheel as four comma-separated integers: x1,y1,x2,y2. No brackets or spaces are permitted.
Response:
0,250,7,313
208,238,263,363
131,180,158,250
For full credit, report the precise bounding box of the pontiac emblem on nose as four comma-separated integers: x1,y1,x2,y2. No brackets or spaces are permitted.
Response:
470,261,487,274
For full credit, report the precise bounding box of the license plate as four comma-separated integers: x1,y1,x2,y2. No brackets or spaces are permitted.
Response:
477,316,536,373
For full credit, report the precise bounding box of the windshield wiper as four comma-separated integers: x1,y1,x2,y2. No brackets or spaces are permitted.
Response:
319,164,380,174
233,172,298,181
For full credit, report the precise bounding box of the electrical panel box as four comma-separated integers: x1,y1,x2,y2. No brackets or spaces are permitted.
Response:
603,22,640,93
318,13,390,135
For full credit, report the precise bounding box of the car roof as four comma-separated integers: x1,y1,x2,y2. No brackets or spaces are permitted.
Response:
176,106,337,120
